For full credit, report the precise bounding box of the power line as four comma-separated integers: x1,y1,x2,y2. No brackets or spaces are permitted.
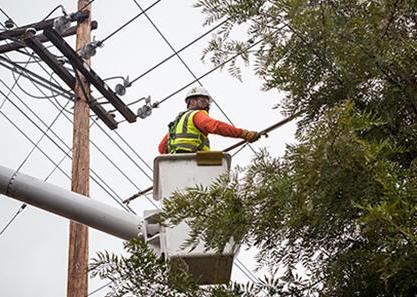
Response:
155,35,269,107
0,4,266,284
0,15,141,214
9,53,155,208
88,281,112,296
0,204,27,237
11,66,70,100
41,5,65,21
234,259,258,283
0,8,15,25
0,56,74,99
78,0,97,13
0,109,71,180
16,54,259,283
0,95,70,238
0,81,134,213
0,53,35,110
15,100,70,173
0,146,72,239
99,0,162,45
130,0,241,136
128,18,229,85
113,130,153,172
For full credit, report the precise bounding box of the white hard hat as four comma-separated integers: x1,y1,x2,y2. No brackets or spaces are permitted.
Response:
185,86,212,102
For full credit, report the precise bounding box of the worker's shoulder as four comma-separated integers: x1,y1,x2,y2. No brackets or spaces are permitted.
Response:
193,109,209,116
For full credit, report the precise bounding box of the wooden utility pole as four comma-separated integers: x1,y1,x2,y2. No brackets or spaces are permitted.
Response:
67,1,91,296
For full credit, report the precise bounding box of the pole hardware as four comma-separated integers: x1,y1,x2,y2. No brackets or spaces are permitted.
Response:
114,76,130,96
43,28,137,124
79,39,103,59
136,96,153,119
0,21,98,55
0,11,89,42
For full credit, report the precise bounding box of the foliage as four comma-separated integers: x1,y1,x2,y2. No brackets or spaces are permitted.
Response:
90,237,198,297
91,1,417,296
164,103,417,296
90,237,260,297
196,0,417,164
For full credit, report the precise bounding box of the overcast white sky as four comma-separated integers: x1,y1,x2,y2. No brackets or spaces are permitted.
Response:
0,1,297,296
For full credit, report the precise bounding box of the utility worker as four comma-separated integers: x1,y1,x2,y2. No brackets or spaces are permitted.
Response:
158,86,260,154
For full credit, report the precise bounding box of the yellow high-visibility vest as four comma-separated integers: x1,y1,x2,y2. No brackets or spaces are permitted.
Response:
168,110,210,153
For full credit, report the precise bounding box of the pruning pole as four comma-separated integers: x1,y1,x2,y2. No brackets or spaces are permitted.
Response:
123,112,300,204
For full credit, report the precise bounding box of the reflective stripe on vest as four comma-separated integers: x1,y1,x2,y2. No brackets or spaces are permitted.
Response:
168,110,210,153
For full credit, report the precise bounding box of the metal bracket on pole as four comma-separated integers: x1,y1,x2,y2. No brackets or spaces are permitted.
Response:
43,28,137,123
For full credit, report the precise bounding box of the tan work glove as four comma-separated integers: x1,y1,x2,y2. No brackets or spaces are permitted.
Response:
241,129,261,143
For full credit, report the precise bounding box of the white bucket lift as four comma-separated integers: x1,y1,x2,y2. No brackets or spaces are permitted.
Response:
143,152,239,284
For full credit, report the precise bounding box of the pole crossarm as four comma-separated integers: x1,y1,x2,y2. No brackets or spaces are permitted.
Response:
43,28,137,124
0,11,89,42
21,30,118,129
0,21,98,55
23,30,76,88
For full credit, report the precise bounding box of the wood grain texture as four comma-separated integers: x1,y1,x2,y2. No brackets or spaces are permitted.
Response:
67,1,91,296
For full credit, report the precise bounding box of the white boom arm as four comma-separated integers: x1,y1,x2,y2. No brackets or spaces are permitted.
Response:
0,165,142,240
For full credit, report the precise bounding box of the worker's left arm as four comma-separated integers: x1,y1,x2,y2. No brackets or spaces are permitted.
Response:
193,111,243,137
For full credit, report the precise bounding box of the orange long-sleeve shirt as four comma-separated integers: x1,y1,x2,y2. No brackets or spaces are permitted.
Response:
158,110,244,154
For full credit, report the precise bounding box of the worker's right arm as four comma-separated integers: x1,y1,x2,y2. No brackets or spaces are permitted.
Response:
158,133,168,154
193,111,260,142
193,111,243,137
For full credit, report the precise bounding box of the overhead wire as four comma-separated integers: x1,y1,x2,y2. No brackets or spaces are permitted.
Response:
98,0,162,45
128,18,230,85
78,0,97,13
11,66,69,100
41,4,66,21
0,50,35,110
131,0,238,124
0,80,134,213
0,204,27,237
155,34,274,107
0,13,144,199
9,50,155,208
0,56,74,99
1,8,155,185
0,95,70,238
0,3,281,284
1,9,155,214
0,7,15,26
0,108,71,180
70,63,156,209
234,259,258,283
88,281,112,296
20,62,153,210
